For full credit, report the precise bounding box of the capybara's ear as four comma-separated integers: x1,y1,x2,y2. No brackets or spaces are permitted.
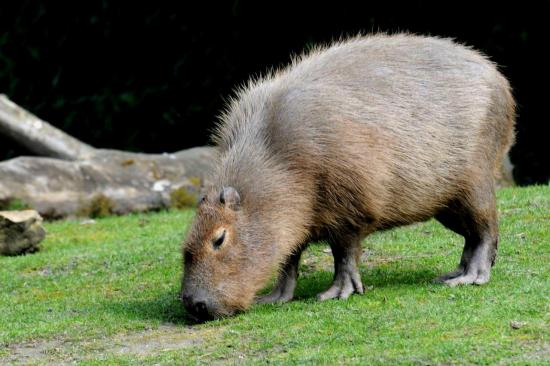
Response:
220,186,240,210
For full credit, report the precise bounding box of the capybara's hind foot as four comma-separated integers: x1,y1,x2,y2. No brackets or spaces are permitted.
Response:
434,268,465,283
434,267,490,287
317,267,364,301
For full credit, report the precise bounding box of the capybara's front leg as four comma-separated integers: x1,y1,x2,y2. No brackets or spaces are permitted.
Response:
317,233,364,301
256,247,304,304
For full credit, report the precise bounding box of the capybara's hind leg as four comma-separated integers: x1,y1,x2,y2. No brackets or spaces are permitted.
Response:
317,232,364,301
435,182,498,286
256,246,304,304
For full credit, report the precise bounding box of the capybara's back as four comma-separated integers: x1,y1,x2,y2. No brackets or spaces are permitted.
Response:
181,34,516,320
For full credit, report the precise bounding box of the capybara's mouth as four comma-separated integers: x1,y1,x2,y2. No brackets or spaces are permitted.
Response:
183,304,238,323
184,310,213,324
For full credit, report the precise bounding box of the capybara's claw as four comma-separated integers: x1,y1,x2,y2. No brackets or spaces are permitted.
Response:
256,289,293,304
317,268,364,301
435,266,490,287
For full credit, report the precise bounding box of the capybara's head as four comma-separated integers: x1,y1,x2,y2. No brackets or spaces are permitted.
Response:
181,186,273,321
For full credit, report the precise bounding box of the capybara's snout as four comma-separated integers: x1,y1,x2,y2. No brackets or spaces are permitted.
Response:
181,294,212,321
180,286,232,322
180,286,215,321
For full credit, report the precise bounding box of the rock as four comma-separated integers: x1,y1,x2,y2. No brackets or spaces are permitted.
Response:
0,210,46,255
510,320,526,330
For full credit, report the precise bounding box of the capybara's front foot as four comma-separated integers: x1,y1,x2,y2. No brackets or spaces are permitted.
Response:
256,287,294,304
317,265,364,301
256,249,302,304
255,270,297,304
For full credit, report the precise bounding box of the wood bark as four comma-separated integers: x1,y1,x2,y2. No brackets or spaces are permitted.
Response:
0,95,216,217
0,94,96,160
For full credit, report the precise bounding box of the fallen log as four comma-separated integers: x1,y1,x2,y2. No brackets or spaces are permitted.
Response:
0,94,217,218
0,148,216,218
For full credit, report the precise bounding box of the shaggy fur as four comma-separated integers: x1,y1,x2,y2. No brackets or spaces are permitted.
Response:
181,34,515,320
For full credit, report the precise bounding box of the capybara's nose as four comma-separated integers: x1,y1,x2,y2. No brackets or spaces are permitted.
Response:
182,295,212,321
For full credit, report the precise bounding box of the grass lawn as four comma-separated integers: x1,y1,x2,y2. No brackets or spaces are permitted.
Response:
0,186,548,365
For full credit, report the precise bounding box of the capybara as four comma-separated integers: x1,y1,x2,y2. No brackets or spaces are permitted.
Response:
180,34,515,321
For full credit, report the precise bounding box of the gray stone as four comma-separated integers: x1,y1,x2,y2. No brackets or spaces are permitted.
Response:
0,210,46,255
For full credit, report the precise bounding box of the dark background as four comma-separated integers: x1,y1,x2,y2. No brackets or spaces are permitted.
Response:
1,1,549,185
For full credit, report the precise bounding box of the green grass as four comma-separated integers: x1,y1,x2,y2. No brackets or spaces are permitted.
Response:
1,186,549,365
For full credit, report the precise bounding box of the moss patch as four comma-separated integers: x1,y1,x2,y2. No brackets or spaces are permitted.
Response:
0,198,31,211
78,194,115,218
188,176,201,187
170,187,197,209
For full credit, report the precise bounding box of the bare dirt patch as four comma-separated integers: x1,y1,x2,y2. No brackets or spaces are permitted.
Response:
2,323,222,365
497,342,550,365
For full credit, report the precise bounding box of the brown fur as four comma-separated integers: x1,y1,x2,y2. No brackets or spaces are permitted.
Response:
181,34,515,320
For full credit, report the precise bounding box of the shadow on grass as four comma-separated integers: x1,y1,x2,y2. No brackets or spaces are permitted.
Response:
99,291,192,325
99,267,438,325
294,267,438,299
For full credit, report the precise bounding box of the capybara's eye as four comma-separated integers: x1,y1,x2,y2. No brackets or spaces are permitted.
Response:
212,230,226,250
198,195,206,205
